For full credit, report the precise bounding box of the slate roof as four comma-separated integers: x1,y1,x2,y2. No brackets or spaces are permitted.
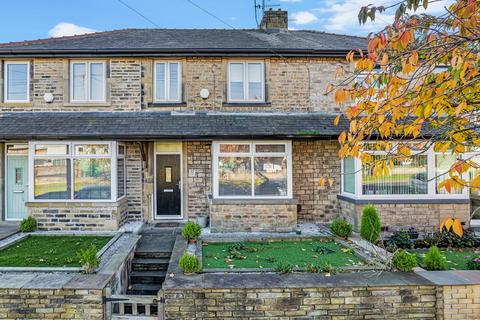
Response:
0,112,348,140
0,29,367,57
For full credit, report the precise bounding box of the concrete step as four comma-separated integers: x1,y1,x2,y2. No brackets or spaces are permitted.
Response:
134,251,171,259
132,258,170,271
127,283,163,296
130,271,167,284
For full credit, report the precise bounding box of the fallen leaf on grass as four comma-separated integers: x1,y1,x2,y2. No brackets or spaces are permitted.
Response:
229,265,235,269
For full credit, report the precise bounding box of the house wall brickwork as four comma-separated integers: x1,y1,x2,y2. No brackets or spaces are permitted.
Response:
125,142,144,222
440,285,480,319
0,288,104,320
27,199,128,231
185,141,212,219
293,140,341,223
339,199,470,231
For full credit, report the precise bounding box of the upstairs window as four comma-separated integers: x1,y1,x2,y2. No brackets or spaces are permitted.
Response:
228,62,264,102
154,61,182,102
70,61,106,102
4,62,29,103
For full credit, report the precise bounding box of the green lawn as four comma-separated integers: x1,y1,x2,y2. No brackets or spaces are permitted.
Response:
0,235,113,267
202,239,364,270
412,248,480,270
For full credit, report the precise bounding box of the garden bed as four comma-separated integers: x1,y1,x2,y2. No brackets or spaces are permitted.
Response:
0,235,113,267
202,238,373,272
411,248,480,270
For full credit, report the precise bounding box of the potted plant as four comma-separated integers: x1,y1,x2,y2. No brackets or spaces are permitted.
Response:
181,221,202,243
196,215,209,228
407,227,419,240
179,252,201,274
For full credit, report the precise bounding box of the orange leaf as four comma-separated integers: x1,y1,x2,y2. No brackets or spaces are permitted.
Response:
334,115,341,126
452,219,464,238
444,217,454,231
440,217,450,232
444,180,452,194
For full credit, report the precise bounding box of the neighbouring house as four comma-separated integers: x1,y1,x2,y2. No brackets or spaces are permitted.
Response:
0,10,474,233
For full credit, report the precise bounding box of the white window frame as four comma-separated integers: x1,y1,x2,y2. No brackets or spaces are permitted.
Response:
212,141,292,199
340,142,470,200
4,61,30,103
28,141,121,202
227,61,265,103
117,143,127,200
153,61,182,103
70,61,107,103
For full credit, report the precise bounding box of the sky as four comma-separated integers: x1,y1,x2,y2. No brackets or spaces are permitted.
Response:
0,0,454,43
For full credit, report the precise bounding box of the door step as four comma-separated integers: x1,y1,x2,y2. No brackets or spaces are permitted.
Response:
127,283,164,296
153,222,181,228
132,258,170,271
130,271,167,284
134,251,171,259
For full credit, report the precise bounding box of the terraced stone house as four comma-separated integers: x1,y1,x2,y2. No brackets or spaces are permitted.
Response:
0,10,474,233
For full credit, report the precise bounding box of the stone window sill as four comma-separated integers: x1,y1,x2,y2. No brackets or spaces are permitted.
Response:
211,198,298,205
222,102,271,107
148,102,187,108
26,197,127,207
0,102,33,107
63,102,112,107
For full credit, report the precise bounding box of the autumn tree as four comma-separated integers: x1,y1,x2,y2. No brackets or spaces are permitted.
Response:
328,0,480,192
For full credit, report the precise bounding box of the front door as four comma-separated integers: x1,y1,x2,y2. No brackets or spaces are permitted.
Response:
156,154,181,218
6,156,28,220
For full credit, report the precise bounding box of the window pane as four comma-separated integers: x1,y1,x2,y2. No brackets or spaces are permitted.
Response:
229,63,244,100
436,155,462,194
254,157,287,196
89,63,105,101
6,63,28,101
247,63,262,100
74,158,111,200
34,159,71,200
255,144,285,153
219,144,250,153
218,157,251,196
169,63,179,101
6,144,28,155
35,144,69,155
155,63,166,101
74,144,110,155
117,158,125,198
362,155,427,195
343,157,355,194
72,63,86,101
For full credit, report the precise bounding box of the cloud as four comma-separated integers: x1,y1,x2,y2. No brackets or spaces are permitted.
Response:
291,11,318,25
314,0,454,35
48,22,97,38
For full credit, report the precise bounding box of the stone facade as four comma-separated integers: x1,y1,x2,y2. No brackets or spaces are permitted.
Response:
210,200,298,233
185,141,212,219
440,285,480,319
27,199,128,231
0,288,104,319
339,199,471,231
125,142,144,222
293,140,340,223
163,285,438,319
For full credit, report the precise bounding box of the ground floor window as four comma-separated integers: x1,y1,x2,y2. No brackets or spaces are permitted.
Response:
342,143,468,199
212,141,292,198
29,141,126,201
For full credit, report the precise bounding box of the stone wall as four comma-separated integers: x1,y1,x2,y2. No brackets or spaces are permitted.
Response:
339,198,470,231
0,288,104,319
163,285,438,319
125,142,144,222
293,140,341,223
210,200,298,233
28,199,128,231
0,57,346,113
440,285,480,319
185,141,212,219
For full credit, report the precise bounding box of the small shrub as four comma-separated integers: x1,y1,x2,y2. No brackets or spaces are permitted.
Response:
179,252,201,273
466,256,480,270
77,244,100,274
330,218,353,238
19,216,37,232
274,262,293,274
392,250,417,272
423,246,447,271
181,221,202,241
360,205,381,243
385,230,413,252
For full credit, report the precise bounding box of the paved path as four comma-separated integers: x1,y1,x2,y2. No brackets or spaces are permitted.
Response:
0,223,18,241
136,225,180,255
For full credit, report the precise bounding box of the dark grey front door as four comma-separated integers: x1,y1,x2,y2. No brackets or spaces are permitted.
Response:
156,155,181,218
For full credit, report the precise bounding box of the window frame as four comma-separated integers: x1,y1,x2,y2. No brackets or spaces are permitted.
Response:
340,142,470,200
116,143,127,199
4,61,30,103
69,61,107,103
153,61,182,103
227,61,265,103
212,141,292,199
28,141,123,202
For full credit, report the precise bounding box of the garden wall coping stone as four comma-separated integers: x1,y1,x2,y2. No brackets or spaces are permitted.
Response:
416,270,480,285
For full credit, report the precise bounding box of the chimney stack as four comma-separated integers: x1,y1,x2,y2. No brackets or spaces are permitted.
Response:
260,9,288,32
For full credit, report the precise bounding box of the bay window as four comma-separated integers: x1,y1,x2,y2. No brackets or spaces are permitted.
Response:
341,143,469,199
30,141,126,202
213,141,292,198
228,62,265,102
